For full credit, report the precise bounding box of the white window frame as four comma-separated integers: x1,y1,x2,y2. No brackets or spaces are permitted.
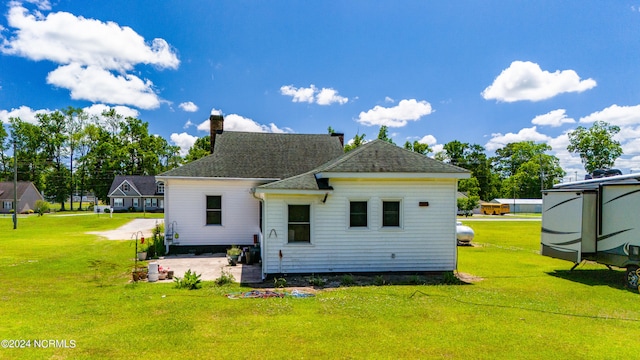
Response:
287,203,312,244
114,198,124,207
122,183,130,192
157,182,164,194
3,201,13,209
151,198,158,207
133,198,139,208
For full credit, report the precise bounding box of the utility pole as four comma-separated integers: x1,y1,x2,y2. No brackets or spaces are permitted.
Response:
13,139,17,230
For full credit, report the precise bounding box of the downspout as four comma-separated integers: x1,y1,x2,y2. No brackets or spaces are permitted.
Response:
251,188,267,280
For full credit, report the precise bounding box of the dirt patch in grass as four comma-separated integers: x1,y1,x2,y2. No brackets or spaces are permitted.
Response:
456,272,484,283
252,272,468,290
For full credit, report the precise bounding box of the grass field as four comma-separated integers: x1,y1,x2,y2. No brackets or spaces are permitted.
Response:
1,214,638,359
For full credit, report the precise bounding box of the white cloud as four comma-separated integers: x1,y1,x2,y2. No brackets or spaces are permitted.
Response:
0,105,50,124
316,88,348,105
280,84,348,105
196,114,292,133
82,104,139,119
1,3,179,108
183,120,194,129
179,101,198,112
357,99,433,127
531,109,575,127
482,61,596,102
46,63,161,109
280,85,316,103
385,96,395,103
579,104,640,126
210,108,222,116
484,126,550,151
170,132,198,156
2,5,179,70
431,144,444,155
418,134,437,146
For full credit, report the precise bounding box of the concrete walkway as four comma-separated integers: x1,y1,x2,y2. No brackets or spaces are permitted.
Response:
87,218,164,240
152,254,262,284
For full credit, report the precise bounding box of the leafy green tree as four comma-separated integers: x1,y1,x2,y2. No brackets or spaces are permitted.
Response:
439,141,499,201
493,141,565,198
184,136,211,164
377,126,395,144
403,140,431,155
0,123,9,181
38,110,69,210
344,133,366,152
567,121,623,173
10,117,46,191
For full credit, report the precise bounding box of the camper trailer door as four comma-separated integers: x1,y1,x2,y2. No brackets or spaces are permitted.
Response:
541,190,590,263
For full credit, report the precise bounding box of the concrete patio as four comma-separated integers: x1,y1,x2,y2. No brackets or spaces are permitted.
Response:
151,253,262,284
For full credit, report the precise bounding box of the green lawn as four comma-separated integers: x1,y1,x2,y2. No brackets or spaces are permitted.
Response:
1,215,638,359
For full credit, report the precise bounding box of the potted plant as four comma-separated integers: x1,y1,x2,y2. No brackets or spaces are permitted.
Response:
137,243,148,261
227,246,242,266
132,267,148,281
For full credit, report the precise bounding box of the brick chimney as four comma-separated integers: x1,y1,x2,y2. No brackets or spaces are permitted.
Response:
209,114,224,154
331,132,344,147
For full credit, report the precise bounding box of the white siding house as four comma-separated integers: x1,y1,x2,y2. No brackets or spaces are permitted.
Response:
158,115,469,276
258,179,460,274
161,178,267,246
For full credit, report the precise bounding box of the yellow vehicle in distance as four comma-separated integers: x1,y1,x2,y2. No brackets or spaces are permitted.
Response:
481,203,510,215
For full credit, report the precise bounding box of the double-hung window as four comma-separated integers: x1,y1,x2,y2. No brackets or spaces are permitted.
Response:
382,201,401,227
206,196,222,225
288,205,310,242
349,201,368,228
114,198,124,207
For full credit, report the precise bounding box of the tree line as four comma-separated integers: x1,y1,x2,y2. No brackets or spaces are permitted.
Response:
337,122,623,212
0,106,621,211
0,107,181,209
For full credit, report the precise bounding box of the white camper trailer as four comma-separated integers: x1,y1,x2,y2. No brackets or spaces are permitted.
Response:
541,173,640,289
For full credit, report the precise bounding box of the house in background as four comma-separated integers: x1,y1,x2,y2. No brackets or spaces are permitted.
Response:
107,176,165,212
157,115,469,277
0,181,44,214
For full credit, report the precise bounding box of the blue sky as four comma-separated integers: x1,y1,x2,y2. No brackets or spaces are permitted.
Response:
2,1,640,180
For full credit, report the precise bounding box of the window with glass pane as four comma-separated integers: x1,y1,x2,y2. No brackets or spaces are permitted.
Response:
288,205,310,242
382,201,400,227
350,201,368,227
206,196,222,225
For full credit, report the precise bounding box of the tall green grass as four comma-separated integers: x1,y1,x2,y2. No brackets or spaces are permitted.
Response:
0,216,638,359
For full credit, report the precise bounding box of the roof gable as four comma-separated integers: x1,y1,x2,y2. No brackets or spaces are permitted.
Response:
108,176,160,197
159,132,344,179
317,140,470,175
256,140,470,192
0,182,41,200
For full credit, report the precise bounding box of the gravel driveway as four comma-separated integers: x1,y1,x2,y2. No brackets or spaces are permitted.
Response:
87,218,164,240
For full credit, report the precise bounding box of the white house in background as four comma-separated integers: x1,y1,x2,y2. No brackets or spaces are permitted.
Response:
157,115,469,276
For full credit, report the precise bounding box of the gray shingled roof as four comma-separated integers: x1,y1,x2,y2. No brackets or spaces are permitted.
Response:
159,132,344,179
0,182,40,200
257,140,470,191
108,176,161,196
316,139,470,174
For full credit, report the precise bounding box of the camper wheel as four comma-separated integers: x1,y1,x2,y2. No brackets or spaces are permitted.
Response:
625,266,639,290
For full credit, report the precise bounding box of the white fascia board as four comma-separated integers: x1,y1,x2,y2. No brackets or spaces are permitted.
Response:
315,172,470,180
253,188,333,195
155,176,280,182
